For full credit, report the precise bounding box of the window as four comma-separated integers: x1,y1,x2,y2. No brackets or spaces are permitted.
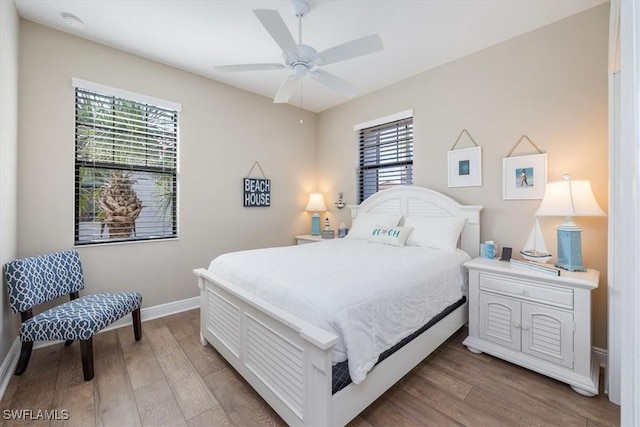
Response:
74,80,180,245
356,113,414,203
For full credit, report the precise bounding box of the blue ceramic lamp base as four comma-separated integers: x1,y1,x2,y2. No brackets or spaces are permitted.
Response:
554,226,586,272
310,213,321,236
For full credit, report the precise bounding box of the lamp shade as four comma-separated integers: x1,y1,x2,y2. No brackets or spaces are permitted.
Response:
535,174,605,218
305,192,327,212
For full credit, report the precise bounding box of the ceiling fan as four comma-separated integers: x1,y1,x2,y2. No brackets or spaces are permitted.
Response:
215,0,384,104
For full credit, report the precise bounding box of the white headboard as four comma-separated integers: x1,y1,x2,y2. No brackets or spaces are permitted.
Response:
350,186,483,258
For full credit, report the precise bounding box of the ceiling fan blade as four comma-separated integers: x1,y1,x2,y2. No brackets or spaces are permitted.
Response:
273,75,298,103
312,34,383,66
308,69,358,98
253,9,299,58
215,63,286,72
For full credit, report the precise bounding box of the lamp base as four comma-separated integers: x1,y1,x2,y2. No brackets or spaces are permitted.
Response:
554,226,586,272
310,213,321,236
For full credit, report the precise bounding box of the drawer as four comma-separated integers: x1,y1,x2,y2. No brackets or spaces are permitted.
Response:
478,273,573,309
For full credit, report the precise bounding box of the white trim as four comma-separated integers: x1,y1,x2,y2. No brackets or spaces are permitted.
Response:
106,295,199,330
0,339,20,401
0,295,198,400
71,77,182,112
73,237,180,249
617,1,640,425
353,109,413,131
593,346,608,368
608,0,624,407
608,68,622,404
593,346,608,395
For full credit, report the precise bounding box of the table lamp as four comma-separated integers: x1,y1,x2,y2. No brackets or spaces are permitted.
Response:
305,193,326,236
535,174,605,271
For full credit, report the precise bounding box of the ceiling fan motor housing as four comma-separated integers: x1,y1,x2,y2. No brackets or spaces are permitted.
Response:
283,44,317,69
290,0,310,18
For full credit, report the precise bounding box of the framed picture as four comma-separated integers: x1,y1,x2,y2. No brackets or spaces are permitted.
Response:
502,153,547,200
448,146,482,187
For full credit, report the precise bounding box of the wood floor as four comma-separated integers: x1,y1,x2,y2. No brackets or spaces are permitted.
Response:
0,309,619,426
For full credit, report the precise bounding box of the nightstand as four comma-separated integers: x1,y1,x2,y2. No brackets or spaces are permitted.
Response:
463,257,599,396
294,234,324,245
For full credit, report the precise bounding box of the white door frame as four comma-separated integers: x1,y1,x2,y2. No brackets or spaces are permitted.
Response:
621,2,640,425
607,0,621,405
609,1,640,424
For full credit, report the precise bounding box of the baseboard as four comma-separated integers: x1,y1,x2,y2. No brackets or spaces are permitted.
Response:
593,346,608,368
0,295,199,400
592,346,608,395
103,295,199,332
0,338,21,401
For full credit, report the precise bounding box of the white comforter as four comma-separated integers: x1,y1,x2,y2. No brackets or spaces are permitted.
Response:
207,239,469,384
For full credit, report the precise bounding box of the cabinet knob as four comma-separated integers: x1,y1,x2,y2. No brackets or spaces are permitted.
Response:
521,324,530,330
512,321,521,328
518,289,526,295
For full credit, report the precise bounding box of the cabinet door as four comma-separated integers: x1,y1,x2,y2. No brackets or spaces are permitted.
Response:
521,304,574,369
479,292,521,351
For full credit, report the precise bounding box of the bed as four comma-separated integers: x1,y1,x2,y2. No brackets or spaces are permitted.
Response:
193,186,482,426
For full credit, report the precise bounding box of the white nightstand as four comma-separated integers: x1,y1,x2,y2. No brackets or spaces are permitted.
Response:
463,257,600,396
294,234,325,245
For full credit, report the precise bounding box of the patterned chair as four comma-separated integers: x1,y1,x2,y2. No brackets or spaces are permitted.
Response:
3,250,142,380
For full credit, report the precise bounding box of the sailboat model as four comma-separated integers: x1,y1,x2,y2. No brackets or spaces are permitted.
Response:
520,217,552,263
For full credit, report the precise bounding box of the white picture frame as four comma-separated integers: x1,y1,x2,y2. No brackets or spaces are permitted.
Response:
502,153,547,200
447,146,482,187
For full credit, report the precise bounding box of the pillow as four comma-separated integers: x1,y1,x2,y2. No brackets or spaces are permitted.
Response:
404,216,467,251
368,226,413,247
345,212,401,240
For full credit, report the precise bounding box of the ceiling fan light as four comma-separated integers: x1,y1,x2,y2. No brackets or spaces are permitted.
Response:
293,63,308,79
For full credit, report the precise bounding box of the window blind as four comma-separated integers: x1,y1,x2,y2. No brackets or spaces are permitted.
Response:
74,87,179,245
357,117,414,203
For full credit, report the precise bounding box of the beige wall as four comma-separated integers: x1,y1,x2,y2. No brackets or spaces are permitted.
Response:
317,5,609,348
18,21,317,309
0,1,20,363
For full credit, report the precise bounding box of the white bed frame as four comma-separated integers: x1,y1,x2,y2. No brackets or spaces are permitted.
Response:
194,186,482,426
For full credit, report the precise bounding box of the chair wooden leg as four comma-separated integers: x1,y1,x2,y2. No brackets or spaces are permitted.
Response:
64,340,74,347
132,307,142,341
14,341,33,375
80,337,94,381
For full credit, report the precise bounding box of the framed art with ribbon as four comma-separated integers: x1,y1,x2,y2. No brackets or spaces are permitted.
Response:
502,135,547,200
244,161,271,207
448,129,482,187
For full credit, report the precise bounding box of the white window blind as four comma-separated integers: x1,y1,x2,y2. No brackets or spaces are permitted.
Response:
357,116,414,203
74,86,179,245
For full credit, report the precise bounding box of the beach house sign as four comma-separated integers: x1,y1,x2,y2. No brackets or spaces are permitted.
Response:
243,161,270,207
